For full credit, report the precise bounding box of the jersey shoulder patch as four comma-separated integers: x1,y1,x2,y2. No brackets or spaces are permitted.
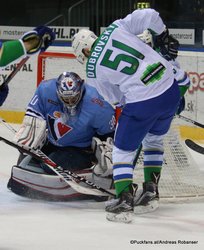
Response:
91,97,104,107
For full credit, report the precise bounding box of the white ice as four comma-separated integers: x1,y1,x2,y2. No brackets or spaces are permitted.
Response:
0,124,204,250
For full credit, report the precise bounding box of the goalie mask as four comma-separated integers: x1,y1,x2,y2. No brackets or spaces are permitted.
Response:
72,29,98,64
56,72,85,115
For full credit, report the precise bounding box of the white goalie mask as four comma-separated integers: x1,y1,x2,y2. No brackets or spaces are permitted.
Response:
137,30,154,47
72,29,98,64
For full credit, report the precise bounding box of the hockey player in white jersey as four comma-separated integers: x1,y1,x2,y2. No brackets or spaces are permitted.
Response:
0,26,55,106
72,8,181,222
137,29,190,115
8,71,115,201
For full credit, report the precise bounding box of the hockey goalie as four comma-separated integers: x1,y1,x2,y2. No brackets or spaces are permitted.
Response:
7,71,115,201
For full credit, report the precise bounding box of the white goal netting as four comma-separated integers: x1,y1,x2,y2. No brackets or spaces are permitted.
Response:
134,120,204,201
37,51,204,202
37,51,86,85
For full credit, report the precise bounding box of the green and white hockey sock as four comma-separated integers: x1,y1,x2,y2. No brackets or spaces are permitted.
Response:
113,163,134,198
143,149,163,183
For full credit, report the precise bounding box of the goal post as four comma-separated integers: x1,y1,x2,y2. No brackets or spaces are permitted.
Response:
37,51,204,202
37,51,86,86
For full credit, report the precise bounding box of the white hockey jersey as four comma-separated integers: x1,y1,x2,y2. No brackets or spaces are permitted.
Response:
86,9,175,105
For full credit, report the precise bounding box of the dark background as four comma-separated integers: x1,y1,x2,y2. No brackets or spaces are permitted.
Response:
0,0,203,47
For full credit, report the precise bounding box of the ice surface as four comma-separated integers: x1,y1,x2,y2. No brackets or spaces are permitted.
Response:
0,124,204,250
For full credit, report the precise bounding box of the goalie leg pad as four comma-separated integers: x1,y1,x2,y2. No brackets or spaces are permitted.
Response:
92,136,113,173
8,165,95,201
92,164,113,190
91,137,114,190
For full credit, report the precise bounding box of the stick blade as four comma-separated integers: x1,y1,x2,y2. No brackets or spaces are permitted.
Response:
185,139,204,154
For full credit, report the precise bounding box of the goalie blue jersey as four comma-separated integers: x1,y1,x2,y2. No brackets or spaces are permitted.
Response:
25,79,115,147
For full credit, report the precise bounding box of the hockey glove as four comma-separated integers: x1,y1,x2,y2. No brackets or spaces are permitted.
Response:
21,26,55,54
34,26,56,52
0,84,9,106
154,29,179,60
167,35,179,59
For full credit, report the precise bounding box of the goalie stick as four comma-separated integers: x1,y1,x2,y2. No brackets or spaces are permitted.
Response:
0,56,29,90
0,136,115,197
185,139,204,154
0,117,115,197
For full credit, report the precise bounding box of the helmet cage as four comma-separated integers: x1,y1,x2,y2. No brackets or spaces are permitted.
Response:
56,72,84,108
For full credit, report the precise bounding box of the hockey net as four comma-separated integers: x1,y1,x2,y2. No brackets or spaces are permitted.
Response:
37,51,204,202
37,51,86,85
135,122,204,202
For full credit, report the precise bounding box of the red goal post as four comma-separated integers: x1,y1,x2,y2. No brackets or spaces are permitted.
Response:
37,51,84,86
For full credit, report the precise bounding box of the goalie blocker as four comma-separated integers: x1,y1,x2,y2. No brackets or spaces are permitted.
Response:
7,137,114,201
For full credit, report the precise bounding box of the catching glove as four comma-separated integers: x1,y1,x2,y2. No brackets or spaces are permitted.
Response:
0,84,9,106
21,26,55,54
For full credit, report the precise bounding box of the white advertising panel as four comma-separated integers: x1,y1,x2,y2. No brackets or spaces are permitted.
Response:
0,26,88,41
178,52,204,122
169,29,195,45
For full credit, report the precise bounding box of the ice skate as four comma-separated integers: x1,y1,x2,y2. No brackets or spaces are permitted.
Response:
106,184,137,223
134,181,159,214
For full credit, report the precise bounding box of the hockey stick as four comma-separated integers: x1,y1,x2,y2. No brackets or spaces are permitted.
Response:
177,114,204,129
0,56,29,90
185,139,204,154
0,116,17,133
133,144,142,166
0,135,115,197
0,117,115,197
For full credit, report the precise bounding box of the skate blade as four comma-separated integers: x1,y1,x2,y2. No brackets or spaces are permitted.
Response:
134,200,159,214
106,211,133,223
